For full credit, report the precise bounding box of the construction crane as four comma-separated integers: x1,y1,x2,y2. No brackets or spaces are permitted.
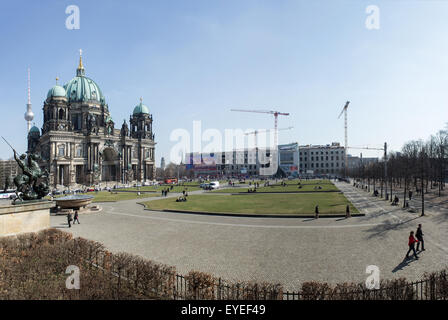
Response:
243,126,293,170
337,101,350,177
230,109,290,148
244,126,294,149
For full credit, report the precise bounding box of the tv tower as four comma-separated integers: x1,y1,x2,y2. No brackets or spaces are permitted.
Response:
24,67,34,133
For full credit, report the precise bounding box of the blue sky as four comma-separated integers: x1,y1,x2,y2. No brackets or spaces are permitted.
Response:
0,0,447,164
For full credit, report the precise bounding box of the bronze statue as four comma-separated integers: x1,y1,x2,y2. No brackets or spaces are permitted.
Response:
121,119,129,137
2,136,49,202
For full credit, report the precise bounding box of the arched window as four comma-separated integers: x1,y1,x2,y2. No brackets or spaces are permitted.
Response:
59,109,65,120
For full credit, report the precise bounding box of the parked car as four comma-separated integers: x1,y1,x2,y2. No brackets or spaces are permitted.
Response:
209,181,220,189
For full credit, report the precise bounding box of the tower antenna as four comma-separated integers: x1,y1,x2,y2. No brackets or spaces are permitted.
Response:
24,67,34,133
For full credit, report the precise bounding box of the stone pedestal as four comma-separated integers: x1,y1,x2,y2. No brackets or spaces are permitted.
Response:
0,201,55,237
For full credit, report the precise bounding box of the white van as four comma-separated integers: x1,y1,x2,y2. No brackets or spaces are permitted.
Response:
209,181,220,189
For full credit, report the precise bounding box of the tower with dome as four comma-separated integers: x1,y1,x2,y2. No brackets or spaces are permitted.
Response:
28,51,156,187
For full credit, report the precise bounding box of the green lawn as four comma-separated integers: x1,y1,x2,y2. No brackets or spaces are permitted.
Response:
143,192,359,215
126,185,201,193
214,179,338,193
78,191,158,202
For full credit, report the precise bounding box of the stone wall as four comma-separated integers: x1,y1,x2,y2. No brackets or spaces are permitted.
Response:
0,201,55,237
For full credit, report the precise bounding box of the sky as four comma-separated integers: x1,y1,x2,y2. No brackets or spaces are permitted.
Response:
0,0,447,165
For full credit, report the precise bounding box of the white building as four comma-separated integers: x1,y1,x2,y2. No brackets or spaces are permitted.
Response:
299,142,345,175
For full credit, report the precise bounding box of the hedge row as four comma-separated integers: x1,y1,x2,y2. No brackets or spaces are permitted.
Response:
1,229,448,300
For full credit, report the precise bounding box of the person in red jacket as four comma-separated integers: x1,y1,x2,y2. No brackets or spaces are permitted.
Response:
405,231,419,260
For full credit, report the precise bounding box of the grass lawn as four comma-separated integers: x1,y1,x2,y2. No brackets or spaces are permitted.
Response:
143,192,359,215
126,185,201,193
214,179,338,193
77,191,158,202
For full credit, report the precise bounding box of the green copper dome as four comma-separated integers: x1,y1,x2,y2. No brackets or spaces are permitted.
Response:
29,125,40,134
133,101,150,115
64,75,105,104
63,56,106,104
47,85,66,99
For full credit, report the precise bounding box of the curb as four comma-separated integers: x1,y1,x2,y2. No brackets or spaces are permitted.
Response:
142,206,365,219
224,190,341,195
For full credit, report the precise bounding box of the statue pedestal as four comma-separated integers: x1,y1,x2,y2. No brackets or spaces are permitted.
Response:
0,201,55,237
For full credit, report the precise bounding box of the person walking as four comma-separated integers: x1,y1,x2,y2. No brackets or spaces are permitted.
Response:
405,231,419,260
67,212,73,228
315,205,319,219
416,224,425,251
73,211,80,224
346,204,351,218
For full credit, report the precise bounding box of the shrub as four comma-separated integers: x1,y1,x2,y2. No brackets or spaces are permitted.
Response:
185,271,217,299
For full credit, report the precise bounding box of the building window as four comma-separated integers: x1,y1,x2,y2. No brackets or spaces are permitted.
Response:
76,145,83,157
58,145,65,157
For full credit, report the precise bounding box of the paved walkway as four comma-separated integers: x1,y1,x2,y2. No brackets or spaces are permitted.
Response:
51,182,448,291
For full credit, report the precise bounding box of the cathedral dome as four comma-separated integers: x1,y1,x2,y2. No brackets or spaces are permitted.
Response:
29,125,40,134
133,100,150,115
47,85,66,99
64,75,105,104
63,54,106,104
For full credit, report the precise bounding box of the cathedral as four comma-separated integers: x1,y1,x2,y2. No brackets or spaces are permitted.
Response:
27,53,156,187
